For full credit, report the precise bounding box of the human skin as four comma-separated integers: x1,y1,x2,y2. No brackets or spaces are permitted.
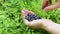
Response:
42,0,60,11
22,10,60,34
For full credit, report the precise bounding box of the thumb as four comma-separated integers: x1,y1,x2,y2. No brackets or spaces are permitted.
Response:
43,2,60,11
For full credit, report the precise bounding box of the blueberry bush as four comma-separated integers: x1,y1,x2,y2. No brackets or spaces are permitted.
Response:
1,0,60,34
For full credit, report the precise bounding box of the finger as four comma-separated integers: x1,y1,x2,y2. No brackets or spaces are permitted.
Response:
24,19,30,26
43,2,60,11
55,0,57,2
22,9,29,18
21,9,35,26
21,9,29,24
48,0,52,5
22,9,35,18
21,10,30,25
42,0,48,9
42,0,52,9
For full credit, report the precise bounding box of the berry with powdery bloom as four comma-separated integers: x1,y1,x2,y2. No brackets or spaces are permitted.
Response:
25,13,41,22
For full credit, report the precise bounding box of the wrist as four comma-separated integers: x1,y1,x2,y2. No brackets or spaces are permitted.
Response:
42,21,54,29
38,19,55,29
41,20,60,34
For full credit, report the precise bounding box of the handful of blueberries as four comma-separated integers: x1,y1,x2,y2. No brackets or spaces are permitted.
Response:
25,13,41,22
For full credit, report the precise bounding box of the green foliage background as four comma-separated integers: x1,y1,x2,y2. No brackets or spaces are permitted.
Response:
0,0,60,34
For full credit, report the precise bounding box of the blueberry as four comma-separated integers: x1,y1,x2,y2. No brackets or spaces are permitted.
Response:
25,16,29,19
30,14,36,18
35,16,41,19
31,18,35,21
25,15,32,21
29,19,33,22
25,13,41,22
27,13,32,16
25,16,30,19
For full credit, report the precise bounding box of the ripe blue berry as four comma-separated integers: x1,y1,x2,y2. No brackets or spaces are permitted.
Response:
25,13,41,22
35,16,41,19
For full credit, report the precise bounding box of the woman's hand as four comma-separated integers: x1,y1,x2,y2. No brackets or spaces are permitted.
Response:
22,9,43,29
21,9,54,29
42,0,60,11
22,9,60,34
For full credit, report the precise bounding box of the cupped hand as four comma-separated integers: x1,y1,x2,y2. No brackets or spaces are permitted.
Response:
21,9,43,29
21,9,54,29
